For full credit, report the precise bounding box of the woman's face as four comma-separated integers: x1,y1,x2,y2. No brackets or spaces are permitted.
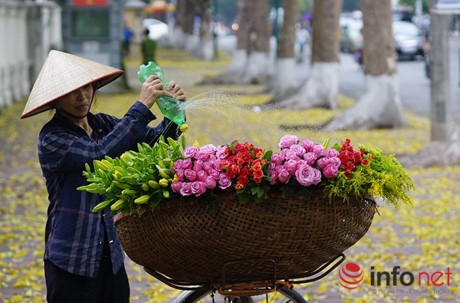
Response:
55,83,94,118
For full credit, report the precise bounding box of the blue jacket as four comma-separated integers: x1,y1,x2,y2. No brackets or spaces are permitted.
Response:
38,101,179,277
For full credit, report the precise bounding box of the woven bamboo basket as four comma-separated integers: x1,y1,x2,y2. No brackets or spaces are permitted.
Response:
114,190,376,288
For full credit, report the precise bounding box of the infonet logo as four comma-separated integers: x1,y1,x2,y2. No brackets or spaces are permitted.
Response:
338,262,364,289
338,262,453,290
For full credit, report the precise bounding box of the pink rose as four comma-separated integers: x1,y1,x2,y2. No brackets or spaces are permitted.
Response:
277,167,291,184
284,150,300,161
209,169,221,180
191,181,207,197
192,159,203,172
171,181,182,193
196,144,217,161
179,183,192,196
218,175,232,190
295,165,321,187
182,158,193,169
325,148,339,158
184,169,197,181
201,160,212,172
278,134,298,149
283,159,298,176
183,146,199,158
174,168,185,181
299,139,315,151
174,158,192,170
303,152,317,166
269,169,278,185
270,153,284,165
196,170,208,182
323,164,339,179
312,144,325,157
329,157,341,167
205,176,217,189
215,145,228,160
289,144,306,157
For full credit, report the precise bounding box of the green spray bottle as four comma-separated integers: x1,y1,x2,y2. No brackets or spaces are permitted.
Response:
137,61,188,132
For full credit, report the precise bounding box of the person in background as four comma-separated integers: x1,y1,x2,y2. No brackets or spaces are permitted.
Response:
122,23,134,57
295,24,310,63
141,28,157,65
20,50,187,303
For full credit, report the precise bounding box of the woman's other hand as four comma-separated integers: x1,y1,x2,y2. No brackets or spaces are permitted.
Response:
166,81,187,101
139,75,171,109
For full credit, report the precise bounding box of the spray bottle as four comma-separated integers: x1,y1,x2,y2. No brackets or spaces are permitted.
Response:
137,61,188,132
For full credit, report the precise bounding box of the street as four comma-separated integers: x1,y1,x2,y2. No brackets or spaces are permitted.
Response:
338,38,460,122
218,35,460,122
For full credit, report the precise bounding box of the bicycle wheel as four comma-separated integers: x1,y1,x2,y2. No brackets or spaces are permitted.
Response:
174,286,307,303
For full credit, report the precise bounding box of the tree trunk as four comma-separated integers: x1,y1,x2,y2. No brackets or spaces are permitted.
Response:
271,0,298,96
397,0,457,168
195,0,214,61
323,0,405,131
247,0,271,81
264,0,342,109
429,0,450,141
170,0,187,49
183,0,199,54
398,127,460,168
208,0,270,84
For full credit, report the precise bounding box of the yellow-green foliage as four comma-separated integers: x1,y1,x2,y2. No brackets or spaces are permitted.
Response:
324,145,415,206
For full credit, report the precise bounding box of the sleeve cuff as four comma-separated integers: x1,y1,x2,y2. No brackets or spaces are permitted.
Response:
130,101,157,123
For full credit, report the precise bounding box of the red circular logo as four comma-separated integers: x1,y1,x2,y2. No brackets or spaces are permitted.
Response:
338,262,364,289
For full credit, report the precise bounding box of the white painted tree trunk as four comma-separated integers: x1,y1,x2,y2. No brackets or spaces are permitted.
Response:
185,34,200,55
170,26,185,49
244,51,271,83
213,50,270,84
201,39,214,61
323,74,405,131
399,125,460,168
272,58,298,96
272,62,339,109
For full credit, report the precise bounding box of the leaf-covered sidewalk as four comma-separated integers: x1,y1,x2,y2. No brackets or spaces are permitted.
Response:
0,45,458,302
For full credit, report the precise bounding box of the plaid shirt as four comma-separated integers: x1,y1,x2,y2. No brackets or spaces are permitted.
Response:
38,101,180,277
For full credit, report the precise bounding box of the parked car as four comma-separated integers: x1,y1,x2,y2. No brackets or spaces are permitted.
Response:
393,21,424,60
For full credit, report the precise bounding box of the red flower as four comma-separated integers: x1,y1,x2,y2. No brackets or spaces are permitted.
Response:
221,141,269,191
337,139,372,178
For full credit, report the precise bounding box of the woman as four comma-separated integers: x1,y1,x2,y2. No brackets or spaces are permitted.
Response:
21,50,186,303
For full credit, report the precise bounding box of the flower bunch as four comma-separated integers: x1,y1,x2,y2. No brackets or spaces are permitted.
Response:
171,143,231,197
269,135,341,187
220,141,272,203
79,134,415,215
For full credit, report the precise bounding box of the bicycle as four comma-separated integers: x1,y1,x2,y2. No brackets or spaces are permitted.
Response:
143,253,346,303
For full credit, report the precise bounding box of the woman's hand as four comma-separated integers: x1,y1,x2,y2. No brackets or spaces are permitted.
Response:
138,75,172,109
166,81,187,101
138,76,187,109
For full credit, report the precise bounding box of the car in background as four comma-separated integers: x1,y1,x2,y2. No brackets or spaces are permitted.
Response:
143,18,169,41
393,21,424,60
340,17,363,53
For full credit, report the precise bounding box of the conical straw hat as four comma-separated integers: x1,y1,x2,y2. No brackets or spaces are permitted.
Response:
21,50,123,119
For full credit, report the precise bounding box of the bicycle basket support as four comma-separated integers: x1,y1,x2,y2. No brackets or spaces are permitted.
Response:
114,190,376,288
